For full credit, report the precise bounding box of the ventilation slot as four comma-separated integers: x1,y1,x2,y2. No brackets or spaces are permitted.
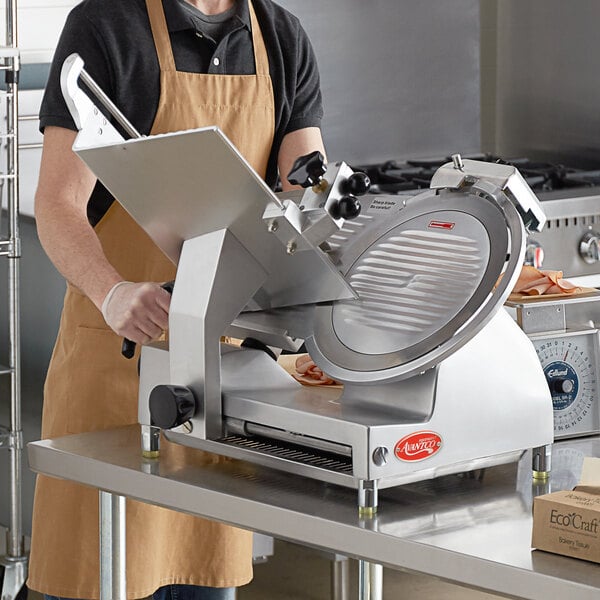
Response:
219,434,353,474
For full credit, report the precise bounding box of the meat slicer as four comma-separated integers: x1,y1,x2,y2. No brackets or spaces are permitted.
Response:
61,53,554,501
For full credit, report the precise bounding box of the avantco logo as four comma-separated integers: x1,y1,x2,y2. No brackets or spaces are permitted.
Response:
394,430,443,462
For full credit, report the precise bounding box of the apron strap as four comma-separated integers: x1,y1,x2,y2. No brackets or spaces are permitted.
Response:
248,1,270,77
146,0,177,72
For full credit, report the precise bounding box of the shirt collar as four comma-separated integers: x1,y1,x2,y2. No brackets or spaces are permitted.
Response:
163,0,250,33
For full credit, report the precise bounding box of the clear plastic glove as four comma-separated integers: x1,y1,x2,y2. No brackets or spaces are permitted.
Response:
101,281,171,345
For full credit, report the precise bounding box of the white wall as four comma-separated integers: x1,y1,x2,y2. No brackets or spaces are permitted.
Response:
0,0,78,63
0,2,79,216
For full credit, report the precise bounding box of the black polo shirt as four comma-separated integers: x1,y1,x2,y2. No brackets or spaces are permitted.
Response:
40,0,323,225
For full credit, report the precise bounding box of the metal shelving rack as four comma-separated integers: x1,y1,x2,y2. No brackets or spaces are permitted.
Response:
0,0,25,597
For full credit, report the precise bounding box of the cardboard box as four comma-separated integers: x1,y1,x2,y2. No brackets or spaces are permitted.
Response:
532,457,600,563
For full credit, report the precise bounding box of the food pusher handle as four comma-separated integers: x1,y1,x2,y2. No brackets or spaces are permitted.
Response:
122,281,174,359
62,53,142,140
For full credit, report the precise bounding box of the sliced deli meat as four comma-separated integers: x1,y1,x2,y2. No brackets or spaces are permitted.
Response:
510,265,582,296
293,354,340,386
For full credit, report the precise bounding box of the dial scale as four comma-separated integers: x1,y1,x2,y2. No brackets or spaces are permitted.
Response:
531,329,599,438
507,293,600,440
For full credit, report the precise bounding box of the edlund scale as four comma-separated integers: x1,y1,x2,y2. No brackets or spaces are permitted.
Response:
61,53,557,600
507,294,600,440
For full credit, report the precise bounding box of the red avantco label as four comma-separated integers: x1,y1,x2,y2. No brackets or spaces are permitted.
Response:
394,431,443,462
428,220,455,230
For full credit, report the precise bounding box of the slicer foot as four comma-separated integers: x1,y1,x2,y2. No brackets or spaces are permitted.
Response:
358,480,383,600
141,425,160,459
532,444,552,481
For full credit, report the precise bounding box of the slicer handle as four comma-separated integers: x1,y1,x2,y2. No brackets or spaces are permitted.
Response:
121,280,175,359
287,150,327,188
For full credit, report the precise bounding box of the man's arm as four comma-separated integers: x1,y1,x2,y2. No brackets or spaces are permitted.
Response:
277,127,326,191
35,126,170,344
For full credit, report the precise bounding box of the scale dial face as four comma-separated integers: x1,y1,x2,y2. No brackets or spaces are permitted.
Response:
533,331,599,438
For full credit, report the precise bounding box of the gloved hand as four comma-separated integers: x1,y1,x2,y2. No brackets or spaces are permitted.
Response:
101,281,171,345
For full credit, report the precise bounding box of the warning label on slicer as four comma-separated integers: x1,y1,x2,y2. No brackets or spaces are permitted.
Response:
367,197,403,214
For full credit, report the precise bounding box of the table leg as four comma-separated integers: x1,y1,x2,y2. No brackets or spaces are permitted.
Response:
331,554,350,600
99,491,126,600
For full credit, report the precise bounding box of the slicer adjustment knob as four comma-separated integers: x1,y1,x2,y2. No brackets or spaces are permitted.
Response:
580,231,600,264
331,195,362,220
287,150,327,188
149,384,196,430
341,172,371,196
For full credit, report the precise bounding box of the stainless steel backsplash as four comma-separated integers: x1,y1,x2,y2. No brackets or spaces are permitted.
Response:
495,0,600,167
277,0,481,163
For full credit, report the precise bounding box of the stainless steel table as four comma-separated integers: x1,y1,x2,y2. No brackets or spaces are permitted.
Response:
27,427,600,600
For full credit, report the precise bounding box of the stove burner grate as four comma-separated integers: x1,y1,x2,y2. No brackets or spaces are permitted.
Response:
353,154,600,195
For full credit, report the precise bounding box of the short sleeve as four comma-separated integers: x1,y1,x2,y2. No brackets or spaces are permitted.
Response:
39,5,114,134
285,24,323,134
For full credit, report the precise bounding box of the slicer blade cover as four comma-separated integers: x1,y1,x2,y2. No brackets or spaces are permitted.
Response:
305,178,531,384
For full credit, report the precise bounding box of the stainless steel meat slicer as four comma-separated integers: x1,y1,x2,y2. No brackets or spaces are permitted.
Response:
62,53,554,498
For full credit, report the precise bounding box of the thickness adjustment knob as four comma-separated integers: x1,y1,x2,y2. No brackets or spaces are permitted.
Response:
287,150,327,188
341,171,371,196
149,384,196,429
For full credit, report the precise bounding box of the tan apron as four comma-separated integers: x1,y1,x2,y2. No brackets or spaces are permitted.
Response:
28,1,275,597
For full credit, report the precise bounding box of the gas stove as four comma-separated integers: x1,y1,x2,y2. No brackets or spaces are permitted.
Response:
354,154,600,281
355,153,600,195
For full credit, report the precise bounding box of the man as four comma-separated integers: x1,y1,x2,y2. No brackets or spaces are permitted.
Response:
28,0,326,598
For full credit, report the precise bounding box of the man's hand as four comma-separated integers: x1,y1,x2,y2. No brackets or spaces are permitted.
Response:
101,281,171,345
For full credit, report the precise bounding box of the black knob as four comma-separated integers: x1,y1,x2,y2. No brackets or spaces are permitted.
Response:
341,172,371,196
330,195,362,220
287,150,327,188
149,384,196,429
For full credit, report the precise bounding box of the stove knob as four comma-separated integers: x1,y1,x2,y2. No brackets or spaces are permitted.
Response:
287,150,327,188
580,231,600,264
524,239,544,268
341,171,371,196
149,384,196,429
